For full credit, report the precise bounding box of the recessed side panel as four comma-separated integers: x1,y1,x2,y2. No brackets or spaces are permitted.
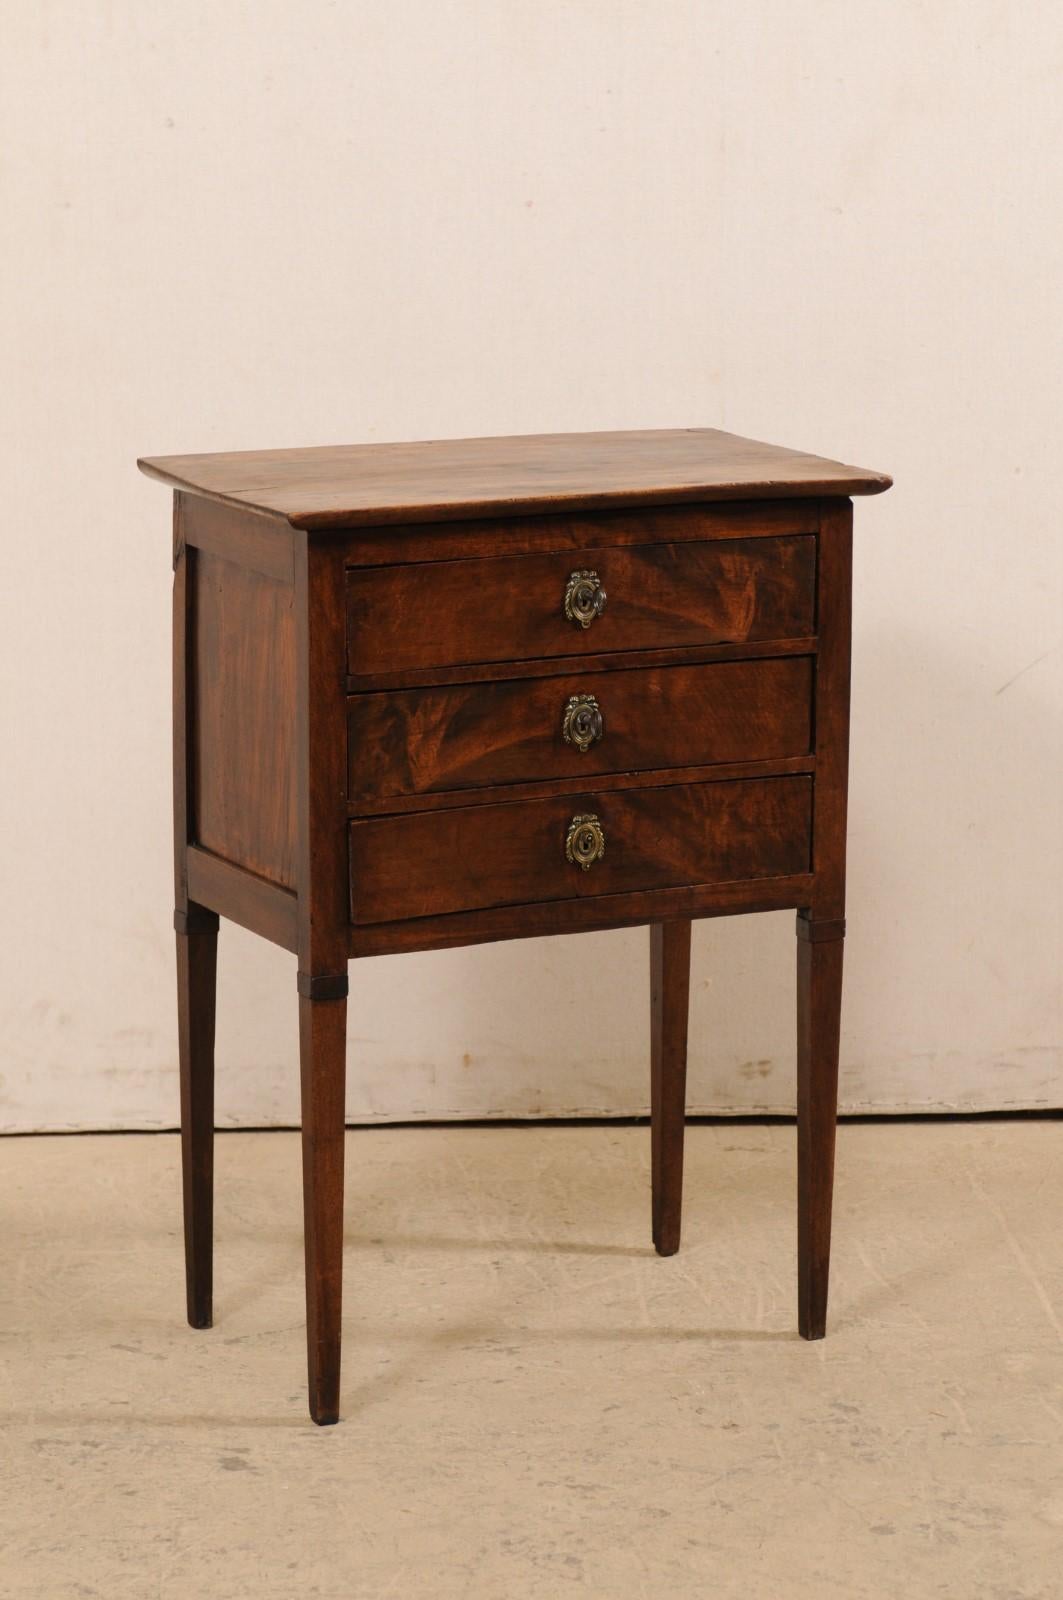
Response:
191,545,298,889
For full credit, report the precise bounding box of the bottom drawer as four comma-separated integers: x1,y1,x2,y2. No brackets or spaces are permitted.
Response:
349,776,811,925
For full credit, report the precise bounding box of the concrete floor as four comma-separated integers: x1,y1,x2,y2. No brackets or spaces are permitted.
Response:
1,1121,1060,1599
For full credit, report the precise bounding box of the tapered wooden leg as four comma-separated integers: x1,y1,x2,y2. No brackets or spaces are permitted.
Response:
650,919,692,1256
175,906,219,1330
299,986,347,1425
796,915,845,1339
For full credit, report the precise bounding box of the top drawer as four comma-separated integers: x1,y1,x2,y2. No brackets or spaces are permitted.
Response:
346,534,816,677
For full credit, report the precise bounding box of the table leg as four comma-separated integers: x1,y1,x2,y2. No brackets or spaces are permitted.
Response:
299,984,347,1425
175,904,219,1330
796,914,845,1338
650,919,692,1256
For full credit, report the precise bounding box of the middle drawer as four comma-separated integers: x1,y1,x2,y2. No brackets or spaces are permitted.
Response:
348,654,812,803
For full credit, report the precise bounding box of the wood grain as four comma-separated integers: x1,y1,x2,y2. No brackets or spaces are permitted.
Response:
808,499,852,920
293,537,352,1424
339,499,818,568
185,845,298,953
182,491,295,582
349,776,812,925
299,991,347,1426
650,920,692,1257
192,549,297,888
173,496,219,1334
346,755,815,819
348,873,815,959
172,498,192,915
796,916,845,1339
792,499,852,1342
151,423,890,1424
293,536,350,981
139,427,891,529
346,635,816,695
348,656,813,802
346,535,816,676
177,922,217,1329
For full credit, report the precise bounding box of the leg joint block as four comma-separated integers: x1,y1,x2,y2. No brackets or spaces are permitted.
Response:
297,971,349,1001
796,913,846,944
175,906,220,936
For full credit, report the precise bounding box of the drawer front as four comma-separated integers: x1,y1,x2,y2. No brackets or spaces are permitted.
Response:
348,656,813,802
349,776,812,925
346,535,816,677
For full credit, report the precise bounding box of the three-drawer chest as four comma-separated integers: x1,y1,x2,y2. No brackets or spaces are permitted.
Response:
139,427,891,1423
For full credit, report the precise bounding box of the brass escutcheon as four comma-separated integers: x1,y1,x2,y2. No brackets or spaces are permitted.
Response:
562,693,604,753
563,569,606,629
565,812,606,871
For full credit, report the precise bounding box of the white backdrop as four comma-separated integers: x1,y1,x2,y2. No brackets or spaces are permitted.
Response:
2,1,1060,1130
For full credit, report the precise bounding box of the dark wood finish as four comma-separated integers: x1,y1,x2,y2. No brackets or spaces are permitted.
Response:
299,991,347,1426
346,535,816,677
807,499,853,921
293,536,350,981
348,755,815,819
293,536,350,1424
798,916,846,943
172,497,219,1331
349,776,812,926
650,920,692,1257
186,846,298,953
181,491,295,583
348,873,816,959
173,498,193,915
342,499,818,568
297,972,350,1001
796,916,845,1338
348,656,812,802
192,547,297,888
346,634,816,695
793,498,853,1340
139,427,891,529
176,917,217,1328
146,428,888,1424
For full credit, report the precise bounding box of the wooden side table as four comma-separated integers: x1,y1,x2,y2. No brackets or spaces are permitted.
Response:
139,429,891,1423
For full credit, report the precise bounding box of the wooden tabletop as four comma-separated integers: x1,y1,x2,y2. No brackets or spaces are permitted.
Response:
139,427,891,530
